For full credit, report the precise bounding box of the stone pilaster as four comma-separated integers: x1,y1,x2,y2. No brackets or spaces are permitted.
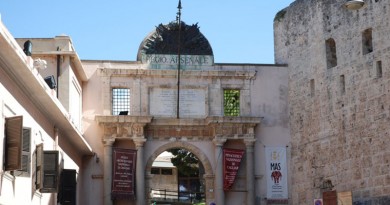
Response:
103,137,115,205
203,174,215,205
134,137,147,205
244,138,256,205
213,137,227,205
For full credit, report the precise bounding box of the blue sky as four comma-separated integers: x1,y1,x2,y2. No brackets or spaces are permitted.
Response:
0,0,293,64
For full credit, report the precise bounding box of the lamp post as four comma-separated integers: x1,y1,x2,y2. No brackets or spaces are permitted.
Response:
176,0,182,119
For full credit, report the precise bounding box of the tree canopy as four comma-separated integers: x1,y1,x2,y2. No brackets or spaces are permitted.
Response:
168,149,199,177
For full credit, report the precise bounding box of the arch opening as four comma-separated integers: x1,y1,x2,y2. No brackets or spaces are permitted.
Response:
146,142,214,205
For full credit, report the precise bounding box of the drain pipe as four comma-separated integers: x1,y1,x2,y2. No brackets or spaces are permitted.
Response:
56,54,60,98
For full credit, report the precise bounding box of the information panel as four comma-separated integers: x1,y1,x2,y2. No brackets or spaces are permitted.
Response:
112,148,137,200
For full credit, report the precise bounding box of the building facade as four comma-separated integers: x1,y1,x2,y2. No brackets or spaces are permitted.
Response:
0,22,92,204
81,20,289,205
274,0,390,204
0,14,289,205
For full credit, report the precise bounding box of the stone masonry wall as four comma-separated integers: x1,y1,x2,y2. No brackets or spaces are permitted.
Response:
274,0,390,204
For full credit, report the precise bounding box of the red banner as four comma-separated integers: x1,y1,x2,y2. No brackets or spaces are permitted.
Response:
112,148,137,200
223,148,245,191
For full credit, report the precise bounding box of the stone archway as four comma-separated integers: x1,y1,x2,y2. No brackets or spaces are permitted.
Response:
145,141,215,204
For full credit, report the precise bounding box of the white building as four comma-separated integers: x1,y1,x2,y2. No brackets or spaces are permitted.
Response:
0,21,92,204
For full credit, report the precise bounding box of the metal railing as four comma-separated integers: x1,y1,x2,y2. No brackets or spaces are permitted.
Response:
150,188,205,204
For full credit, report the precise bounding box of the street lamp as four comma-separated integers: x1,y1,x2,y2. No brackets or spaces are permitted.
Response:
344,0,365,10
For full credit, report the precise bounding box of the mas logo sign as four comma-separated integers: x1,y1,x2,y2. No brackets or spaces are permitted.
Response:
266,147,288,199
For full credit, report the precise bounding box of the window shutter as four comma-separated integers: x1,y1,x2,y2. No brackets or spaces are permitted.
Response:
21,128,31,173
4,116,23,171
40,151,59,193
59,169,77,205
35,144,44,189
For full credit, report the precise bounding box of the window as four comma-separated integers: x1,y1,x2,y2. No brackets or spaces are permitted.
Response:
151,168,160,175
362,28,373,55
161,168,173,175
376,61,382,78
112,88,130,115
36,150,59,193
310,79,315,97
58,169,77,205
340,75,346,95
151,168,173,175
326,38,337,68
224,89,240,116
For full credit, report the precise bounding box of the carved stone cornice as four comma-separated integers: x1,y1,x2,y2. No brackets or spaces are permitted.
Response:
98,68,256,80
95,115,153,139
206,116,262,125
207,116,261,139
95,115,153,124
96,115,261,141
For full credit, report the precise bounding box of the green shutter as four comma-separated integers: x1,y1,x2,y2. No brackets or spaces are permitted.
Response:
40,151,59,193
4,116,23,171
35,144,44,189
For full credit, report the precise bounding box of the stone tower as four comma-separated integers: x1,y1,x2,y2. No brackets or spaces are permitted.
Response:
274,0,390,204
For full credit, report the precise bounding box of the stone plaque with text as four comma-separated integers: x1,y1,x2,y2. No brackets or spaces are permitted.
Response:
149,88,206,118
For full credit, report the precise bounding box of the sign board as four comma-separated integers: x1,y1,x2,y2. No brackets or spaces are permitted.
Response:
112,148,137,200
141,54,213,70
149,88,206,118
266,147,288,199
223,148,244,190
337,191,352,205
323,191,337,205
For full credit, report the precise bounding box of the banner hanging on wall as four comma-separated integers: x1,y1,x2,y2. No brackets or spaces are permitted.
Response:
223,148,245,191
265,147,288,199
112,148,137,200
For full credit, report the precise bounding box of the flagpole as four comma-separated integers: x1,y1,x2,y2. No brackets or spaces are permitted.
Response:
176,0,182,119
